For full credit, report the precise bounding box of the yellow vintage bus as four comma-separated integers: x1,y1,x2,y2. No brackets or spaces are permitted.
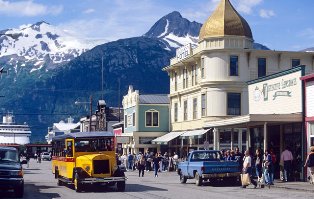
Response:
51,132,126,192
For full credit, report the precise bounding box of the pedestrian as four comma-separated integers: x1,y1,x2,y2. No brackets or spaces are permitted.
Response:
153,153,160,177
173,152,179,171
255,149,263,180
280,146,293,182
304,146,314,184
234,147,243,171
26,153,30,168
127,152,134,171
263,150,273,185
241,150,257,188
138,155,146,177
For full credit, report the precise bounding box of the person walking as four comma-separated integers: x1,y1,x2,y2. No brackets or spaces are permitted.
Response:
127,152,134,171
173,152,179,171
281,147,293,182
255,149,263,180
153,153,161,177
304,146,314,184
138,155,146,177
26,153,30,168
242,150,257,188
263,150,273,185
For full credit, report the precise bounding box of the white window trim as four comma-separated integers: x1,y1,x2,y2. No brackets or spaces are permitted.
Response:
145,109,160,128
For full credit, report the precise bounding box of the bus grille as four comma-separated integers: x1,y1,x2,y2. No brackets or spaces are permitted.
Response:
93,160,110,174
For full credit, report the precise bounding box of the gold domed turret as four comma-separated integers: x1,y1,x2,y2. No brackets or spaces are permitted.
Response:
199,0,253,42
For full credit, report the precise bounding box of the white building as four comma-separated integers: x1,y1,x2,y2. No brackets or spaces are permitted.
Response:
159,0,314,153
45,117,80,144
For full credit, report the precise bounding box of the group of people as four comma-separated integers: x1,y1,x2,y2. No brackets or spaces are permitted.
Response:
118,151,180,178
220,146,299,188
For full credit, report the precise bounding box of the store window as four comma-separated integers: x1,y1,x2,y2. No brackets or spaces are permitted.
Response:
227,93,241,115
258,58,266,78
230,55,239,76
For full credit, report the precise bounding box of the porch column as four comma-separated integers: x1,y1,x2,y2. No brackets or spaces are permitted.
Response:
213,128,219,150
264,122,268,151
230,128,234,150
246,127,250,150
280,125,284,153
238,129,242,152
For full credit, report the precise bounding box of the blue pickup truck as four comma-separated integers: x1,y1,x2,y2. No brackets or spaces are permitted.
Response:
177,150,241,186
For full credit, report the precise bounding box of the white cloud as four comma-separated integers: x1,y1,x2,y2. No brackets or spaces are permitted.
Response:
83,9,95,14
234,0,263,14
57,0,168,41
0,0,63,17
259,9,275,18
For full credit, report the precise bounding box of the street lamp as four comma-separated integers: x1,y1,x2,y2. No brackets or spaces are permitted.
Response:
75,95,93,132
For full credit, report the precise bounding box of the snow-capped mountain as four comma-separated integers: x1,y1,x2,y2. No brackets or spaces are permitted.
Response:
0,21,106,71
144,11,270,51
144,11,202,48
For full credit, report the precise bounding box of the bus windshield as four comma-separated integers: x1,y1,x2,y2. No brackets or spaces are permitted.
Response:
74,138,113,152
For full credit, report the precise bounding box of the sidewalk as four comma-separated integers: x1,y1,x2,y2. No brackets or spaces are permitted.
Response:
272,180,314,192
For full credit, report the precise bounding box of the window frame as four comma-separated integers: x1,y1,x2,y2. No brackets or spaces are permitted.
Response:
291,59,301,68
227,93,241,116
145,110,159,127
174,102,178,122
201,58,205,79
229,55,239,76
183,100,188,121
132,112,135,127
257,57,267,78
201,93,206,117
193,98,198,120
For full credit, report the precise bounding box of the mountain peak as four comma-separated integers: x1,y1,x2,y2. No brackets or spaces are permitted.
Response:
144,11,202,48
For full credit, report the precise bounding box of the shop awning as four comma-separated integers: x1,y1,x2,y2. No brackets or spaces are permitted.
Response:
152,131,185,145
180,129,210,139
204,114,302,129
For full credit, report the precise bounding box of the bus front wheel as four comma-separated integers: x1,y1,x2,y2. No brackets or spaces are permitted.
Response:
74,173,83,192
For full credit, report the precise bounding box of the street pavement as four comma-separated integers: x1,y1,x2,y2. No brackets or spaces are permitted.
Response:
1,159,314,199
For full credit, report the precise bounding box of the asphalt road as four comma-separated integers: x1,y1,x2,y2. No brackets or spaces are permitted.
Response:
1,159,313,199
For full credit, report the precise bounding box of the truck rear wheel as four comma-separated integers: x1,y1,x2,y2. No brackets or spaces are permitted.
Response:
195,172,203,186
180,172,187,183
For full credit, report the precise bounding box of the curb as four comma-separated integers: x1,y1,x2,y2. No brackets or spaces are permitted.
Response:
272,184,314,193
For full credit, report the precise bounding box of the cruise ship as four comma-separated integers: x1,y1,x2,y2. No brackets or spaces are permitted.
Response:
0,113,32,145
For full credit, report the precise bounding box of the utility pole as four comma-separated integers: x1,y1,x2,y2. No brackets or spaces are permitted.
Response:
118,78,121,122
101,56,104,100
89,95,92,132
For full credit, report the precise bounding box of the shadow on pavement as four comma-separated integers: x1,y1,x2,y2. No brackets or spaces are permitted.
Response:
61,183,168,193
0,184,61,199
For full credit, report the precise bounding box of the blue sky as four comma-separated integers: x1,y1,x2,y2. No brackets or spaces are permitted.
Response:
0,0,314,51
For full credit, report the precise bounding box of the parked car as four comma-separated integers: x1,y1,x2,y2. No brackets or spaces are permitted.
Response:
41,152,51,161
177,150,240,186
0,147,27,198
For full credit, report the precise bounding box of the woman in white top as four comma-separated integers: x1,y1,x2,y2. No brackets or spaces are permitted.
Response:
242,150,257,188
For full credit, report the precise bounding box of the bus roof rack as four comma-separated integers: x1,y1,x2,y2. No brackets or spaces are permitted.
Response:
52,132,114,141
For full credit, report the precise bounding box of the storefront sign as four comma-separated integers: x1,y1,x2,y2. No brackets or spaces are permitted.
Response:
249,68,303,114
176,43,191,61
